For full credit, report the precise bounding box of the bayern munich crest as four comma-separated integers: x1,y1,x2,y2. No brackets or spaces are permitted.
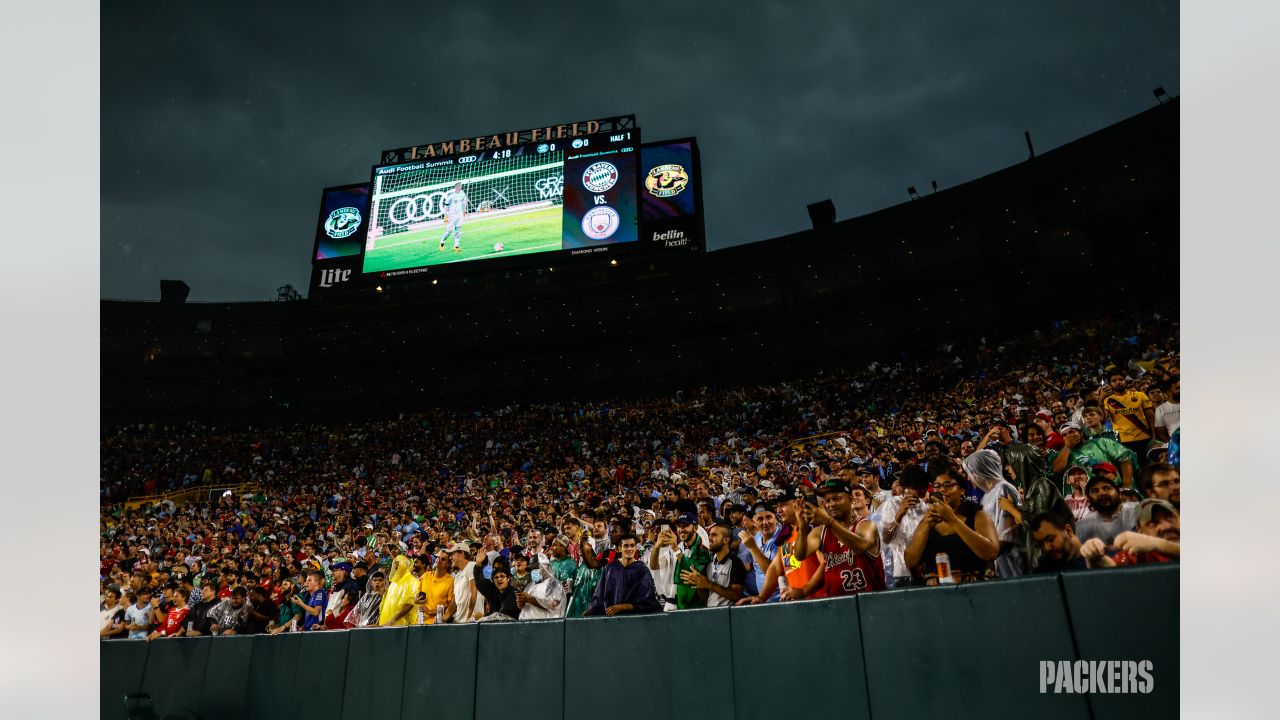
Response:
582,162,619,193
582,206,620,240
324,206,362,239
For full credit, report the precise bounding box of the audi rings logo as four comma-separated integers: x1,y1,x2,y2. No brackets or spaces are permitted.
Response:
387,193,447,225
582,162,619,193
582,206,620,240
324,207,362,239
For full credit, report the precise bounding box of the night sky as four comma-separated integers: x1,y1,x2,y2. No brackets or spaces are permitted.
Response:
101,1,1178,301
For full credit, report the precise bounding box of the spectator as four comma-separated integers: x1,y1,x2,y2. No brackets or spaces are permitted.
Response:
960,449,1025,578
146,588,190,640
124,589,153,640
473,555,519,621
446,543,481,623
347,571,385,629
1051,422,1136,489
904,472,1000,584
1137,463,1180,511
517,558,567,620
1113,499,1180,565
678,523,747,607
100,587,126,639
185,584,219,636
1074,473,1138,546
245,586,277,634
1154,379,1180,442
1060,466,1092,522
875,466,931,588
794,479,886,595
323,590,357,630
1100,372,1157,462
586,534,661,616
415,553,455,625
670,512,712,610
1028,515,1114,573
547,535,577,603
737,503,782,604
378,555,418,626
209,586,251,635
1080,405,1119,443
294,571,327,631
737,488,826,604
647,522,680,611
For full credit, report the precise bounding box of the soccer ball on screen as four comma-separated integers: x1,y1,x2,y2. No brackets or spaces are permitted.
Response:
493,242,504,252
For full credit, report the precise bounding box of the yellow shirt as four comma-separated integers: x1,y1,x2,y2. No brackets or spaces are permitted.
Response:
415,572,454,624
1103,391,1154,442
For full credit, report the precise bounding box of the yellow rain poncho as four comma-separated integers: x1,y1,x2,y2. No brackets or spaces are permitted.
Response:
377,555,417,626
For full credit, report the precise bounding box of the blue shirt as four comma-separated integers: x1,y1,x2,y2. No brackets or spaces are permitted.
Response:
303,590,327,630
751,529,781,602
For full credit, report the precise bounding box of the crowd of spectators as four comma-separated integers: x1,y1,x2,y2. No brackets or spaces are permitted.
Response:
100,309,1180,640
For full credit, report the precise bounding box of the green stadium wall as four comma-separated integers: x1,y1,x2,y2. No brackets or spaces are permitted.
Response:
101,565,1177,720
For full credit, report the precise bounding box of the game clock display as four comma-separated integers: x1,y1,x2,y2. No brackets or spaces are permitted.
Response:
361,129,640,275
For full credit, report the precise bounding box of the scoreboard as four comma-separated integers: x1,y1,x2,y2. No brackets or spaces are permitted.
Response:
309,116,702,297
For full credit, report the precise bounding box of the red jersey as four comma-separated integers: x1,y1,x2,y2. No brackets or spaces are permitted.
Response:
819,518,886,597
158,606,189,636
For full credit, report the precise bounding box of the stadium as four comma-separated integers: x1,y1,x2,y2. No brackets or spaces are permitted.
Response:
99,97,1178,720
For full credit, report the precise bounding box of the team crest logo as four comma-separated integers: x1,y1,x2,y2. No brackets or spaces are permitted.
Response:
645,164,689,198
582,206,620,240
582,162,619,193
324,206,362,239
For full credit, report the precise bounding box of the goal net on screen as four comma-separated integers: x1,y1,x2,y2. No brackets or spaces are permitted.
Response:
367,150,565,244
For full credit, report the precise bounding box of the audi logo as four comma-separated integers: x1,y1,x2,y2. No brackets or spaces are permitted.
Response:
387,193,447,225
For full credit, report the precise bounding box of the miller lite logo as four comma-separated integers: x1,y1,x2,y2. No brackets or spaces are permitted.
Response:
318,267,352,288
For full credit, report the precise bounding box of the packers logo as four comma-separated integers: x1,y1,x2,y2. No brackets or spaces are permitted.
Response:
324,207,362,239
645,164,689,198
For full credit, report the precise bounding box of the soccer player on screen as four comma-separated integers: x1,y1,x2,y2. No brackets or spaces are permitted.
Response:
439,182,468,253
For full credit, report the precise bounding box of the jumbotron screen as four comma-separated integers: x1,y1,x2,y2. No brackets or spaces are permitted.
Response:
362,129,640,275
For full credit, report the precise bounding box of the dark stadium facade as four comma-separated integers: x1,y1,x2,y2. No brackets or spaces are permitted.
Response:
101,101,1177,424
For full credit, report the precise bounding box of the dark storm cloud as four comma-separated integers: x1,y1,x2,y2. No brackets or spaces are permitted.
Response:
101,1,1178,301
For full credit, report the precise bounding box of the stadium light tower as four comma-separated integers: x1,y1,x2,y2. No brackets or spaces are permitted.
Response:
1153,86,1172,104
907,187,920,200
806,199,836,228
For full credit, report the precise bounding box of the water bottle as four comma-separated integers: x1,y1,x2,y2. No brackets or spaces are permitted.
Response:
435,604,445,624
417,606,425,624
290,617,298,632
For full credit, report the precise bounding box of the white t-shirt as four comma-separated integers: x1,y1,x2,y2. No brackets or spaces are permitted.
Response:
1155,402,1180,436
442,189,468,218
452,562,479,623
125,603,152,639
649,546,677,603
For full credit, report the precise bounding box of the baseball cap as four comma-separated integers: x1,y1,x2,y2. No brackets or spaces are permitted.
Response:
674,512,698,526
1058,420,1082,433
1094,462,1119,475
1065,464,1090,476
817,478,852,495
1085,474,1118,492
1136,498,1178,525
1146,442,1169,460
741,486,759,496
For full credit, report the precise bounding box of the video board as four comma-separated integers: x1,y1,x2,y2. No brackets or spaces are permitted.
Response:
639,139,703,251
362,129,640,278
312,183,371,261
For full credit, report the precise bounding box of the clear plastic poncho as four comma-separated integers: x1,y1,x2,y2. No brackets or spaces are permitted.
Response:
962,449,1025,577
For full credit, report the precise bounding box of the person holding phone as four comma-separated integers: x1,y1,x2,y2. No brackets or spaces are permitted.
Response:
903,468,1000,585
792,479,886,596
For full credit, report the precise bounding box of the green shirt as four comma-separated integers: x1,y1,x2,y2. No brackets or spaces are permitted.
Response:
673,535,712,610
